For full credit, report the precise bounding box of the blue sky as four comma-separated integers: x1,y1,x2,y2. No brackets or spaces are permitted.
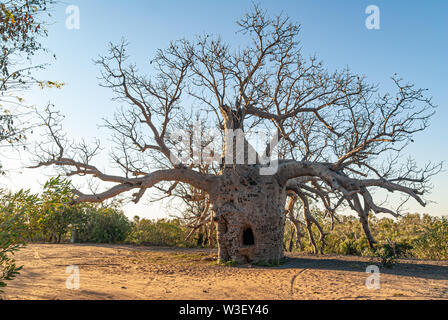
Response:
4,0,447,219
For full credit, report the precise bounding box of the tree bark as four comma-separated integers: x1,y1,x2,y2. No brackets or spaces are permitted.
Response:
210,166,286,264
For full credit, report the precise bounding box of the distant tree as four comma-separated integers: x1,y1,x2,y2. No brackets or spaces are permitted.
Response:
36,5,441,264
38,177,83,243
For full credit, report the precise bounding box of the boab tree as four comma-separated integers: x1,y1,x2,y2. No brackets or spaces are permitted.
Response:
35,6,440,263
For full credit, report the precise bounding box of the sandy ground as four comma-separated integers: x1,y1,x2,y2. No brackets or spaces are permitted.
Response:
2,243,448,300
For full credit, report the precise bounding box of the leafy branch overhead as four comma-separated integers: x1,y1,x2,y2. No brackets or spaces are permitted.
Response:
0,0,58,174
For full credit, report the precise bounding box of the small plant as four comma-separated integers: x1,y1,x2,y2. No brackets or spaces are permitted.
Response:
0,245,23,292
373,242,412,268
340,239,360,256
216,259,238,267
0,202,27,292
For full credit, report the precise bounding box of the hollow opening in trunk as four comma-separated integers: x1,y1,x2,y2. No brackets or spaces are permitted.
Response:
243,227,255,246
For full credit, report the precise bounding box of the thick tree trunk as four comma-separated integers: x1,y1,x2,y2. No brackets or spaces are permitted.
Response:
210,166,286,264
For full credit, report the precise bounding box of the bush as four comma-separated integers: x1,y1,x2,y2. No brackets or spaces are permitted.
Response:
38,177,83,243
0,219,23,292
75,206,131,244
0,190,29,292
411,217,448,260
340,239,360,256
373,242,413,268
127,218,196,247
285,212,448,261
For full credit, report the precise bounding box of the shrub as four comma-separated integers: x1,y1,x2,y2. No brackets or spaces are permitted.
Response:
285,211,448,261
127,218,196,247
38,177,83,243
340,239,360,256
75,206,131,244
0,190,29,292
411,217,448,260
0,221,23,292
373,242,413,268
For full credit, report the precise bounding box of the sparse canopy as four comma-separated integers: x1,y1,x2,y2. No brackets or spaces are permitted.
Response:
35,5,440,262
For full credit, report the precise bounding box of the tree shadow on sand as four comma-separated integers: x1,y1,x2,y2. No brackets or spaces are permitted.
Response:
275,255,448,281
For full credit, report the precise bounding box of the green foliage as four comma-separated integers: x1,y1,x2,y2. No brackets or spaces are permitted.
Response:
75,205,131,244
411,217,448,260
373,242,413,268
0,189,37,241
0,178,204,249
127,218,196,248
38,177,83,243
215,259,238,267
0,177,83,243
285,212,448,261
0,190,28,292
0,177,131,245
